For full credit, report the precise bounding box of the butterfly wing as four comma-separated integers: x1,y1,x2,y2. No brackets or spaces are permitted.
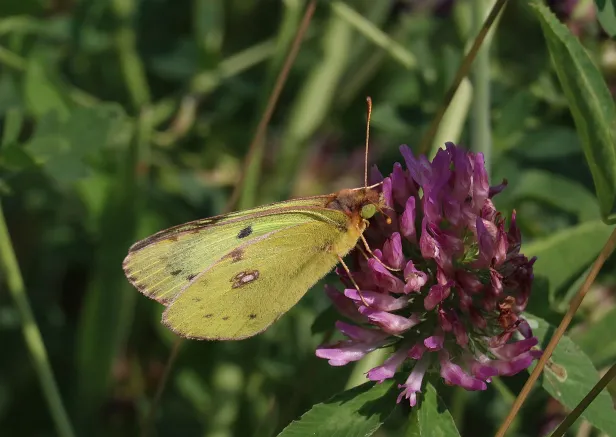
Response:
123,196,338,305
162,213,363,340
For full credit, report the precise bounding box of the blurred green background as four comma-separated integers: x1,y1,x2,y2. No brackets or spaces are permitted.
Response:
1,0,616,436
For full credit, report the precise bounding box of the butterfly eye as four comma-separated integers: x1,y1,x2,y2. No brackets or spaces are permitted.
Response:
361,204,377,219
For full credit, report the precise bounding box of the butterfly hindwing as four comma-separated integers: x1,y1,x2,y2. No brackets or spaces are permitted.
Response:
162,214,363,340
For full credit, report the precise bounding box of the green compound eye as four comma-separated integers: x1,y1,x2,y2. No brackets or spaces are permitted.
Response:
361,204,377,219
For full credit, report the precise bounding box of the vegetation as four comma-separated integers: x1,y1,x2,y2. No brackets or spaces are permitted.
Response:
1,1,615,436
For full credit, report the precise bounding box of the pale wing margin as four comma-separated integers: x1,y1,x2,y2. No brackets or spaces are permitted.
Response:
162,215,359,340
127,194,337,251
122,200,343,305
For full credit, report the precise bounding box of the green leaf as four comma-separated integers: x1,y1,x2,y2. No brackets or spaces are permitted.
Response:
24,54,70,120
1,109,23,147
512,127,581,160
570,306,616,368
530,3,616,224
0,71,24,115
0,143,36,171
524,221,614,305
23,104,128,183
595,0,616,37
406,383,461,437
508,170,599,222
523,313,616,435
277,379,398,437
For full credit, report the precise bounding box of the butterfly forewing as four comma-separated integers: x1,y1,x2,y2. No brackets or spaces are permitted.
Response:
122,196,338,305
162,211,363,340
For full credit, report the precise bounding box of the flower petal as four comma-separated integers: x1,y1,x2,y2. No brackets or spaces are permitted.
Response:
368,259,405,293
391,162,412,208
344,288,408,311
325,285,365,322
316,341,378,366
408,342,427,359
424,331,444,350
425,283,452,310
359,306,420,335
397,353,431,406
335,320,389,343
439,351,487,391
491,337,538,360
382,177,394,208
383,232,405,270
367,347,409,383
489,351,539,376
403,260,428,293
400,196,417,242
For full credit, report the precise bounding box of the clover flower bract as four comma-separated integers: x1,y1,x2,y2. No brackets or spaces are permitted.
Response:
316,143,540,406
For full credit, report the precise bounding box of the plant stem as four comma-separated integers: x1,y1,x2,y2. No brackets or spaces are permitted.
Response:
417,0,510,157
0,205,76,437
111,0,151,110
470,0,494,174
225,0,317,212
331,1,416,69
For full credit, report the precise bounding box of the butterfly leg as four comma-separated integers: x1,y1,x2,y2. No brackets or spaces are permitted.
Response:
358,233,402,272
336,254,371,307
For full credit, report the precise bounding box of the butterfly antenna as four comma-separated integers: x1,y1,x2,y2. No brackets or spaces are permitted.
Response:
364,96,372,189
337,254,370,307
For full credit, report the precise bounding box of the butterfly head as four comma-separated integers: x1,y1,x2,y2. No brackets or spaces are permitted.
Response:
329,187,389,224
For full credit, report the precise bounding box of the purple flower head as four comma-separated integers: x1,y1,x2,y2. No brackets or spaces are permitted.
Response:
316,143,539,406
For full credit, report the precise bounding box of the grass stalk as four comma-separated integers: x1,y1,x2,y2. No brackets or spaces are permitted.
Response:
226,0,318,211
331,1,416,69
0,206,76,437
417,0,510,157
470,0,494,174
111,0,151,109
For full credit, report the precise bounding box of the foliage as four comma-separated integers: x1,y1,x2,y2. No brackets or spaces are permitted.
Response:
1,0,616,436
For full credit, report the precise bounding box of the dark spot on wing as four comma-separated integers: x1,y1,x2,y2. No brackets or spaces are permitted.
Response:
192,297,202,302
249,314,257,319
222,316,230,321
187,273,197,281
231,270,260,288
237,226,253,239
204,313,213,318
170,269,182,276
167,235,179,242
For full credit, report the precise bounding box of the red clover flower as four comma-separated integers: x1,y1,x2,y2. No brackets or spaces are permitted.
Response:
316,143,540,406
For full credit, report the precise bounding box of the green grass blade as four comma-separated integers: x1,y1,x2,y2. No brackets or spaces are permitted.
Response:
331,1,416,69
0,117,75,437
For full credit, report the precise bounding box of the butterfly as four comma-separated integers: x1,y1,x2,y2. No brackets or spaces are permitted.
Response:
122,98,387,340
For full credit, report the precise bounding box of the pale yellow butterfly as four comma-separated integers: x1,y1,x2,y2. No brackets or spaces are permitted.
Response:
122,98,386,340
